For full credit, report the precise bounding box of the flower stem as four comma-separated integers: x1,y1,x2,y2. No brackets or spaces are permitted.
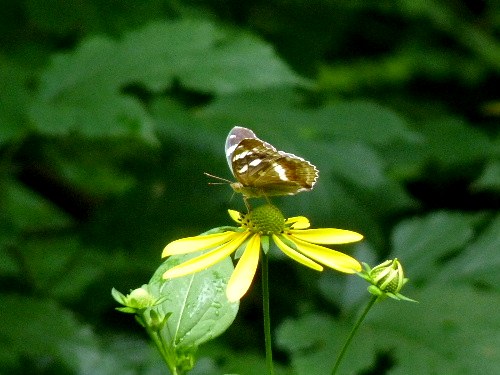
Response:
261,252,275,375
146,328,177,375
331,295,378,375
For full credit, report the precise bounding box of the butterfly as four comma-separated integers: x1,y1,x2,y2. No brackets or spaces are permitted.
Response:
224,126,318,199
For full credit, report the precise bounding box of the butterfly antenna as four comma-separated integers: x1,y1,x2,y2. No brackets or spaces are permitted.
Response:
204,172,251,211
204,172,232,185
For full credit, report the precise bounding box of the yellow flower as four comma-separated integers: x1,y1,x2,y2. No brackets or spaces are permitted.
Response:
162,205,363,302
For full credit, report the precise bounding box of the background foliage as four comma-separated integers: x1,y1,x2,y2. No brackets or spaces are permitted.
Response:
1,0,499,374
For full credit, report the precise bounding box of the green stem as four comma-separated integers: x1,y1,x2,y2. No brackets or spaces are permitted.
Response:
145,322,178,375
261,252,275,375
331,295,378,375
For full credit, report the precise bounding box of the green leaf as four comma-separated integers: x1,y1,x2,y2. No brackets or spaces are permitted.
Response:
25,0,98,36
196,345,292,375
0,295,135,374
311,101,420,145
202,93,417,145
149,252,239,348
41,138,137,196
367,285,500,375
30,19,303,139
390,211,476,282
118,19,305,93
417,117,493,167
1,178,72,231
473,159,500,192
276,286,500,375
0,61,31,144
30,83,157,141
436,213,500,290
0,295,89,369
22,237,107,302
276,313,370,375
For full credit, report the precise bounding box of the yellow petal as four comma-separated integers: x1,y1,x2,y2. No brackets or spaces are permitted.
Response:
272,234,323,271
285,216,310,229
228,209,243,224
226,234,261,302
289,228,363,245
286,235,361,273
163,232,250,278
162,231,237,257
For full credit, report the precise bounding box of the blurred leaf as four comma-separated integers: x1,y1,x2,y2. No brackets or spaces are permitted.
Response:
30,19,303,140
390,211,477,282
170,29,306,94
294,139,415,247
99,334,166,375
436,213,500,290
24,0,171,36
40,138,138,197
200,88,301,126
473,159,500,192
398,0,500,71
366,285,500,375
311,101,420,145
117,19,306,94
318,140,386,189
417,117,493,167
193,347,291,375
319,45,487,94
1,179,72,232
30,82,157,141
0,61,31,144
0,295,134,374
22,237,107,302
277,286,500,375
202,92,417,145
149,252,239,348
319,241,378,312
25,0,99,35
319,54,415,93
276,313,371,375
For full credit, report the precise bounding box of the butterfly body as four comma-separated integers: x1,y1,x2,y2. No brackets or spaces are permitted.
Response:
225,126,318,198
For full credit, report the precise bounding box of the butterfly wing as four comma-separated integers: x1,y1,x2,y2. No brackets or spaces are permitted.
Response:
229,136,318,197
254,151,318,193
225,126,260,174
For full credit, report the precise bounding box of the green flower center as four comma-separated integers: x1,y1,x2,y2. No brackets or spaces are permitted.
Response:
240,204,285,234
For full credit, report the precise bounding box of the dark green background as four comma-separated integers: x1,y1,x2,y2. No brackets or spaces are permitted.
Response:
1,1,499,374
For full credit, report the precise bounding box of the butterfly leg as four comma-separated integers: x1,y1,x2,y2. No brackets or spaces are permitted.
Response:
264,194,272,205
243,195,252,212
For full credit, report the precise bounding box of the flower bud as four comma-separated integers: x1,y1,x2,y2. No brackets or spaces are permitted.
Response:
148,309,171,332
175,350,196,373
112,286,160,313
359,259,416,302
